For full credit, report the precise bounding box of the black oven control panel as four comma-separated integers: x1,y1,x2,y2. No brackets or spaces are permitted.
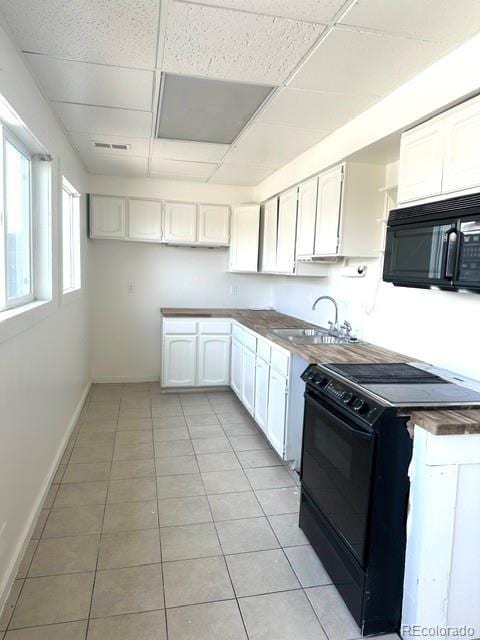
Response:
302,366,383,425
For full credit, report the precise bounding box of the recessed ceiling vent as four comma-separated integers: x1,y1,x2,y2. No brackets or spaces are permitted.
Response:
92,142,131,151
156,73,274,145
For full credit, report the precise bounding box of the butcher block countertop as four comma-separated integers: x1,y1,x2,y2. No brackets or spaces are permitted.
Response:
161,308,480,436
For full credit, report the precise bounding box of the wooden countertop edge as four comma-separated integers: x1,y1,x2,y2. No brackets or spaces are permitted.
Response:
161,308,480,435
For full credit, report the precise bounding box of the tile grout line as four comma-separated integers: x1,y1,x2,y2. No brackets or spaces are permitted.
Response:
84,387,119,640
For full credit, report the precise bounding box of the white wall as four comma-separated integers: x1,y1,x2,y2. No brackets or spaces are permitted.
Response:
0,23,90,609
88,176,274,381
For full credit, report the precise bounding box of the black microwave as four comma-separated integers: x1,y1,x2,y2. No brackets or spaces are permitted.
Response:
383,192,480,292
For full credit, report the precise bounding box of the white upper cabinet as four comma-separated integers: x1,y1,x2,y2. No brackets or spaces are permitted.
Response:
314,165,343,256
90,195,127,239
260,197,278,272
229,204,260,272
397,95,480,204
443,97,480,194
276,188,298,273
198,335,231,386
164,201,197,244
296,177,318,257
397,121,445,204
197,204,230,245
128,199,162,242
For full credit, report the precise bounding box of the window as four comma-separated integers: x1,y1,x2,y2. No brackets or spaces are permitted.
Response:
0,127,33,310
62,177,81,294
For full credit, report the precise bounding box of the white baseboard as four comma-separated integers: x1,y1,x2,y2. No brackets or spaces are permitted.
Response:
93,375,159,383
0,380,92,617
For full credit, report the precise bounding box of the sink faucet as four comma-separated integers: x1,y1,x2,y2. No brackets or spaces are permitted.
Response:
311,295,338,333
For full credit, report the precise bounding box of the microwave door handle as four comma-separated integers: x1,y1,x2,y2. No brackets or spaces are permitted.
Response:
444,230,458,279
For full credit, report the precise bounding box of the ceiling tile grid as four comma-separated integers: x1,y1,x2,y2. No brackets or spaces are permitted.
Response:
0,0,478,184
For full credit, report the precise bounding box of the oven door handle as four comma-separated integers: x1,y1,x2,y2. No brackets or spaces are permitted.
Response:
305,392,374,441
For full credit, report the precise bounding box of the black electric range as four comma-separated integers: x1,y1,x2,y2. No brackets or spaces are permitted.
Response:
298,361,480,637
323,362,480,408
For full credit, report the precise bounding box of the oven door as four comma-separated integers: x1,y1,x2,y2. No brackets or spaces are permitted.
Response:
383,218,458,288
301,390,375,567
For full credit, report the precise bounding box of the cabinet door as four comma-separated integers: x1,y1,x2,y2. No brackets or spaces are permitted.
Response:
397,122,444,203
276,188,298,273
198,335,231,386
162,335,197,387
128,199,162,241
164,202,197,243
267,368,287,457
229,205,260,272
231,338,243,397
296,177,318,257
261,197,278,272
314,165,343,256
90,196,126,239
254,357,269,434
241,346,256,416
443,98,480,194
198,205,230,245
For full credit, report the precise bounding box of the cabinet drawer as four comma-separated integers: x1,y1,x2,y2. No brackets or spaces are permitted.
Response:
198,320,231,335
270,346,289,377
256,339,271,362
163,319,197,334
242,330,257,353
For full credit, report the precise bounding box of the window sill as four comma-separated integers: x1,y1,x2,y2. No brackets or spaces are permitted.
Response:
61,287,82,307
0,299,54,345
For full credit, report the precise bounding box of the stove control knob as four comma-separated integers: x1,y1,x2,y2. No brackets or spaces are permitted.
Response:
353,398,368,414
343,392,354,404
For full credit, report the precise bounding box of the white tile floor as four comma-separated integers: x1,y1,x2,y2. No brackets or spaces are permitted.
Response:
0,384,400,640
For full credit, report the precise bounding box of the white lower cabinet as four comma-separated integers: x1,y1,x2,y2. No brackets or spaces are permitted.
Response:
198,335,231,386
267,367,288,457
163,335,197,387
241,346,256,415
254,356,269,434
231,338,243,397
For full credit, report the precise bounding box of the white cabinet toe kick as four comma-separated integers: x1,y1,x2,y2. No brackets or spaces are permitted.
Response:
161,316,307,467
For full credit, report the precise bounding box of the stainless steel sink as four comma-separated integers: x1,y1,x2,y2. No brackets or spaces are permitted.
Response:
269,327,358,346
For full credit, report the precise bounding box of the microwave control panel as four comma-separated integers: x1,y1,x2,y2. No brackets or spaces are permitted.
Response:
458,220,480,283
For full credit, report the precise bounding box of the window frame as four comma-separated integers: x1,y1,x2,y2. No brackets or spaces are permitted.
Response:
0,124,34,311
61,176,81,297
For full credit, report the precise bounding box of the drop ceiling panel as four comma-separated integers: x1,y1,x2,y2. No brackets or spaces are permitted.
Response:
184,0,346,23
341,0,480,43
162,1,324,84
70,132,150,157
157,73,273,144
210,163,275,185
227,122,329,166
150,157,217,180
0,0,159,67
257,87,380,131
290,26,446,97
53,103,152,138
84,155,149,177
153,140,228,163
24,55,154,111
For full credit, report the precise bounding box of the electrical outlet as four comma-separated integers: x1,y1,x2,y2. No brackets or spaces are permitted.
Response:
230,285,238,297
128,282,135,294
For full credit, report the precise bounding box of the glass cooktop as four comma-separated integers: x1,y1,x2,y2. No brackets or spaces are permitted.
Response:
323,363,480,407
